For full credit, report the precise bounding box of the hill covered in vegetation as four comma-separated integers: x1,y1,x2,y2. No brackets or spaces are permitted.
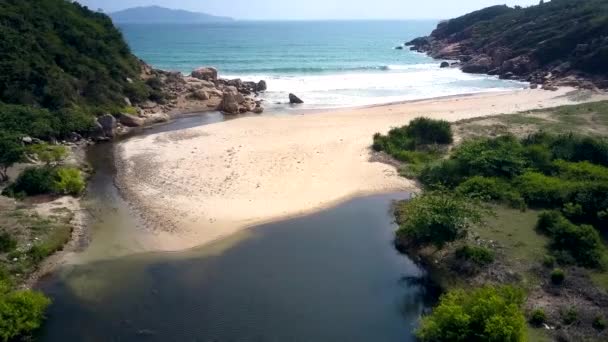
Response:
407,0,608,89
0,0,159,138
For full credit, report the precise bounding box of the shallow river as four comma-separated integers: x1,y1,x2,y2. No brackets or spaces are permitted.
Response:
36,112,433,341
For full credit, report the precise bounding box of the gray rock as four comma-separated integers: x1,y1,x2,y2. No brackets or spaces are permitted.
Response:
257,80,267,91
395,46,404,50
462,55,493,74
191,67,218,81
144,113,170,125
22,136,33,144
118,113,145,127
289,93,304,104
220,92,240,114
440,61,450,68
97,114,117,137
191,90,209,101
124,97,132,106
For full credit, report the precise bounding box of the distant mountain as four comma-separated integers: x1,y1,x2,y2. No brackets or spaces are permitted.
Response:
109,6,234,24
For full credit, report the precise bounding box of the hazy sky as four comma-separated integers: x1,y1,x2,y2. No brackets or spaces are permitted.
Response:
78,0,542,20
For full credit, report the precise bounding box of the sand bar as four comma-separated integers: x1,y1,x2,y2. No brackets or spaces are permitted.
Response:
117,88,607,251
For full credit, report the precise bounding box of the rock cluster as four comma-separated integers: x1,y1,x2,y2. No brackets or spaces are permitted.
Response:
406,30,604,90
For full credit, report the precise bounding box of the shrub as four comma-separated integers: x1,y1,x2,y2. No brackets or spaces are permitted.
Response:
561,307,578,325
455,245,495,266
553,160,608,182
0,233,17,253
523,144,553,173
515,172,572,207
0,288,51,342
404,117,453,145
0,133,25,182
26,144,68,166
416,285,526,342
455,176,524,208
542,255,556,268
419,159,468,188
593,316,607,331
551,268,565,285
6,167,56,196
529,308,547,326
536,211,563,234
395,191,487,249
451,135,527,179
4,166,85,197
52,167,85,196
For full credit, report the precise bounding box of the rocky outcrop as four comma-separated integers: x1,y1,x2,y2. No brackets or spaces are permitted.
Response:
118,113,145,127
405,2,608,90
289,93,304,104
191,67,218,82
257,80,267,91
97,114,117,137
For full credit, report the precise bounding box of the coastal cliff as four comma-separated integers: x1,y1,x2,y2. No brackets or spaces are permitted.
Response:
407,0,608,90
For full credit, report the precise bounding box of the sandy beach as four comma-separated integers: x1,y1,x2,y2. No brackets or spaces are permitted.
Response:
116,88,607,251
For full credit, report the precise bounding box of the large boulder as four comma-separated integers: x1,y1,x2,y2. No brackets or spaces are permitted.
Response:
190,90,209,101
144,112,170,125
461,55,493,74
440,61,450,68
257,80,267,91
289,93,304,104
191,67,218,82
220,92,240,114
97,114,117,137
501,55,538,75
118,113,145,127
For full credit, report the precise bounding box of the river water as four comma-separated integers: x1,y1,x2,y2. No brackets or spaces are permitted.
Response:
36,112,433,341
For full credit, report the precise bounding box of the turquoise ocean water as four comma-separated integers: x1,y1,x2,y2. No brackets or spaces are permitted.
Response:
119,21,526,109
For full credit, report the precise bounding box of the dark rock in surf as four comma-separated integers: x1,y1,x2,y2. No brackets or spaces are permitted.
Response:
289,93,304,104
440,61,450,68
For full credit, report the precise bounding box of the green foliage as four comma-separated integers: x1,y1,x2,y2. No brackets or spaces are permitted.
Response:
0,233,17,253
0,0,160,138
542,255,556,268
455,245,495,266
26,143,67,165
551,268,565,285
416,285,526,342
561,307,578,325
0,287,51,342
515,172,572,207
0,133,24,182
4,166,85,197
529,308,547,326
593,316,607,331
423,0,608,76
395,191,487,249
403,117,453,145
451,135,527,179
456,176,524,208
52,167,85,196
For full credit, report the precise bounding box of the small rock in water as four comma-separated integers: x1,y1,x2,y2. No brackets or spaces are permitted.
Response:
289,93,304,104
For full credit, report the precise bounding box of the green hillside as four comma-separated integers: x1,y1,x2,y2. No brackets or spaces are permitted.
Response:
0,0,155,138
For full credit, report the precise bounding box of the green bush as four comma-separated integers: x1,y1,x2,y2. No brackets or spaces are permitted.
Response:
26,144,68,165
551,268,565,285
529,308,547,326
0,133,25,182
452,135,527,179
52,167,85,196
0,233,17,253
561,307,578,325
593,316,607,331
4,166,85,197
6,167,56,196
542,255,556,268
394,191,486,249
455,245,495,266
404,117,453,145
0,287,51,342
416,285,526,342
515,172,572,207
456,176,524,208
419,159,468,188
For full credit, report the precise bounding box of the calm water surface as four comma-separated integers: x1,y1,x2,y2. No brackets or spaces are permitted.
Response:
36,113,433,341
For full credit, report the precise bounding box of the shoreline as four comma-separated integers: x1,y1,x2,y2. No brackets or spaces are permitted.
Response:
114,87,608,253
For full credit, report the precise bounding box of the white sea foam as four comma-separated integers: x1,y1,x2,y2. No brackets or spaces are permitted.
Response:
225,64,528,110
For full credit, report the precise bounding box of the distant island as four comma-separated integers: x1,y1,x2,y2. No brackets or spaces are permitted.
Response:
109,6,234,24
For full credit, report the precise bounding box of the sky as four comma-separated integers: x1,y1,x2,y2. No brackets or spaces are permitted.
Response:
77,0,543,20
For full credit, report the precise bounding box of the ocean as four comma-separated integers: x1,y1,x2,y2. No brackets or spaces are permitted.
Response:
119,20,526,109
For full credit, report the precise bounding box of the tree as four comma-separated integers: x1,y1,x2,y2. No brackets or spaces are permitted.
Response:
0,283,51,342
394,191,488,249
417,285,526,342
0,133,24,182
